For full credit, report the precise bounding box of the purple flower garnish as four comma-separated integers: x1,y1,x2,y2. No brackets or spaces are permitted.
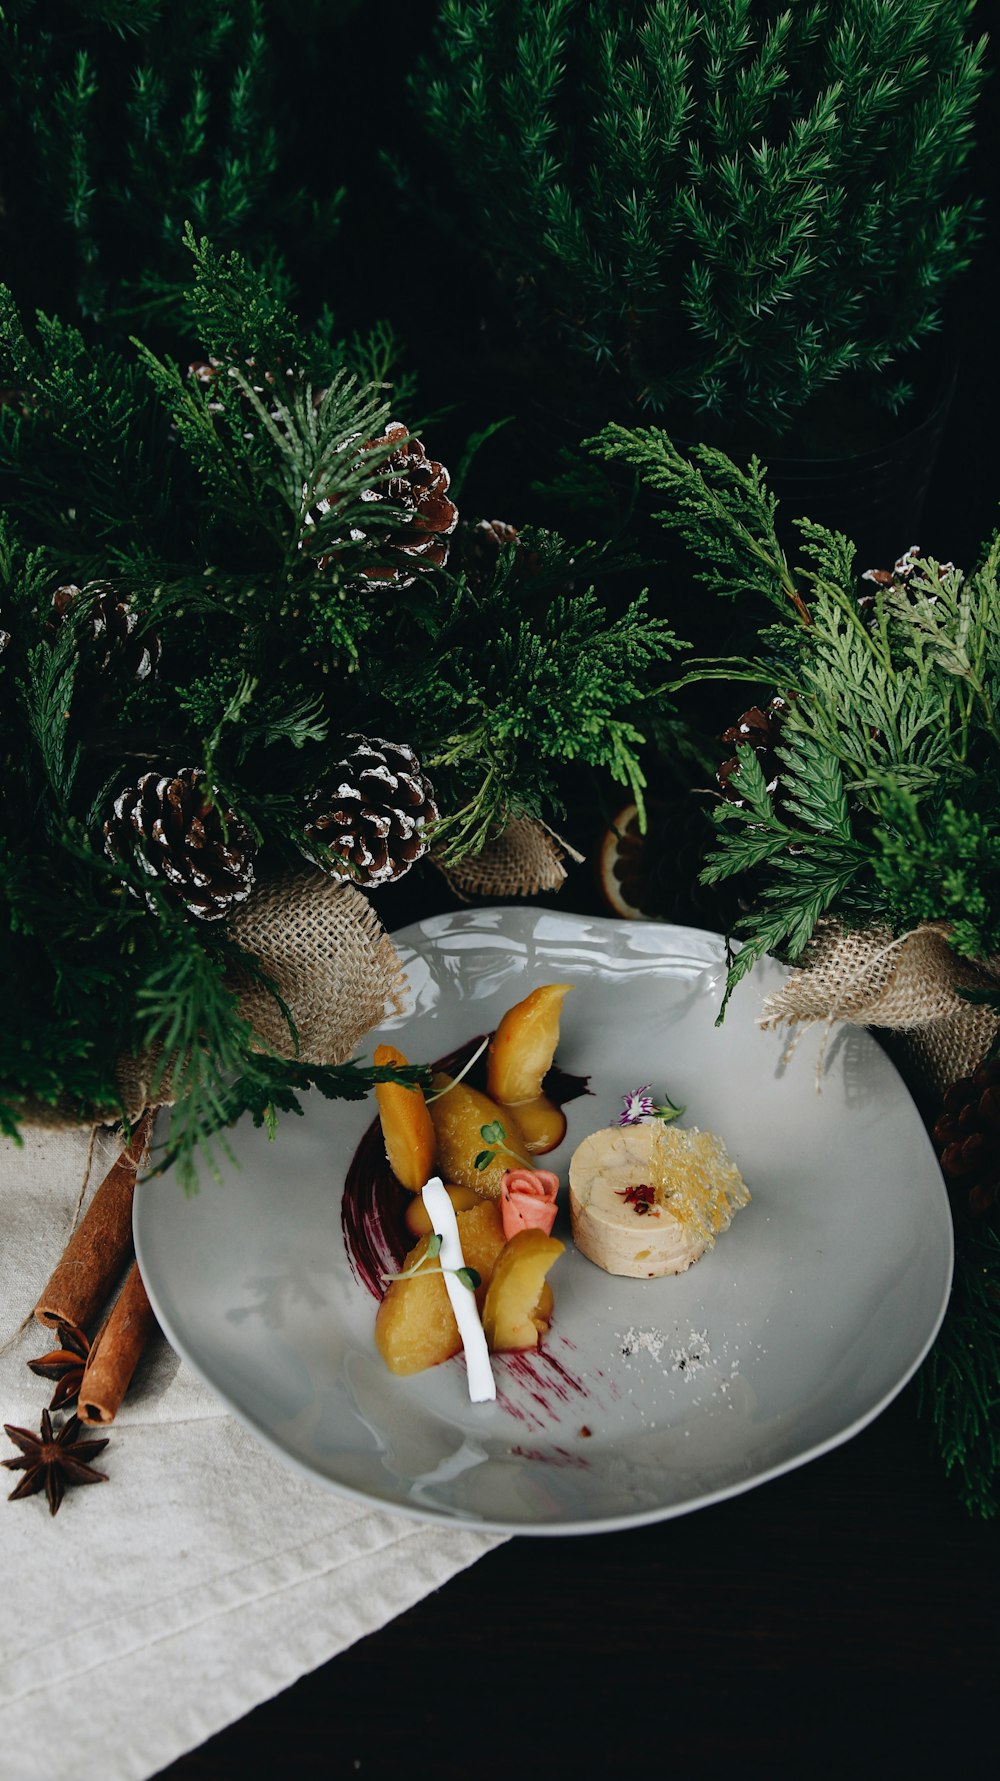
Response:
618,1085,686,1127
619,1085,657,1126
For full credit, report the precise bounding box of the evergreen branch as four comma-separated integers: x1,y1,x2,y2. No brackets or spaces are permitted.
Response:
412,1,985,427
588,425,810,622
921,1221,1000,1518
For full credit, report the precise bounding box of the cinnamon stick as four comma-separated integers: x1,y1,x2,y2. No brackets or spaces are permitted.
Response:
33,1110,155,1335
77,1263,156,1426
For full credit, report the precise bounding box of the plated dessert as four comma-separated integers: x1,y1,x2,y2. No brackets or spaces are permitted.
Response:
352,982,750,1399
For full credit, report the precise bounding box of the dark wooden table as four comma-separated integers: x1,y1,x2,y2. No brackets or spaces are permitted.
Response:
156,1375,997,1777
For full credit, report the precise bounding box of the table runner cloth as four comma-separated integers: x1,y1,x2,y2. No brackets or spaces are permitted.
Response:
0,1125,502,1781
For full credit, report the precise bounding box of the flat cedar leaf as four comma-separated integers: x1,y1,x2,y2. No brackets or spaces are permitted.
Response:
716,932,774,1022
775,731,852,839
701,827,791,882
723,742,784,823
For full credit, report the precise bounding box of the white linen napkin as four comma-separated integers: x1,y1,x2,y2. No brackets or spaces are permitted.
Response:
0,1125,503,1781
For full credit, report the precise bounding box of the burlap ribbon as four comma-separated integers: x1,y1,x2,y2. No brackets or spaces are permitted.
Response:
434,816,570,900
759,919,1000,1099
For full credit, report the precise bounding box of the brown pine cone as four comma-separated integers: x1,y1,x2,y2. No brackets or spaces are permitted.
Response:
457,518,521,589
353,422,458,584
104,769,256,921
717,698,786,805
301,735,438,887
90,589,161,680
932,1058,1000,1220
302,422,458,587
188,354,301,427
859,545,956,627
49,583,160,681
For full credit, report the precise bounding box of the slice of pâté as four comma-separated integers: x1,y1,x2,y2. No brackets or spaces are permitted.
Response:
569,1122,749,1279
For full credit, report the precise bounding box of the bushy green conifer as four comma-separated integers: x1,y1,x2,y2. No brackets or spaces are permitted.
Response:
0,236,679,1181
409,1,986,435
593,416,1000,1512
0,0,355,328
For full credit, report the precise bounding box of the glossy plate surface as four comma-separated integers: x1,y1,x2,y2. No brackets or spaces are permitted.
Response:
134,908,953,1534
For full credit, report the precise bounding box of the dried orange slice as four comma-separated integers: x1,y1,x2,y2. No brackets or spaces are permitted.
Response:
597,803,660,919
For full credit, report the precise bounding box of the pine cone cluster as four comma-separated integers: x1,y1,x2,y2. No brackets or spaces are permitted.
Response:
932,1059,1000,1221
301,735,438,887
717,698,786,805
104,769,256,921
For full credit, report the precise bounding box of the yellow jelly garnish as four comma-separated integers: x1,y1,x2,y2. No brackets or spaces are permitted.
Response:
647,1124,750,1248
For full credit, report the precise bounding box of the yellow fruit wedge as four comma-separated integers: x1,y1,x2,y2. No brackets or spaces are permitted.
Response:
428,1075,529,1199
404,1182,482,1237
375,1200,508,1374
487,982,572,1106
481,1227,565,1351
373,1043,437,1192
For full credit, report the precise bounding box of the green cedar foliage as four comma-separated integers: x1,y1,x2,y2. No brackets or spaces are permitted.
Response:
411,0,986,431
593,421,1000,1514
593,420,1000,1000
0,0,352,328
0,237,679,1182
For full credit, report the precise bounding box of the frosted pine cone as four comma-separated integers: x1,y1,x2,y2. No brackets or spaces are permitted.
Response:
301,735,438,886
104,769,256,921
859,545,956,627
361,422,457,575
305,422,457,586
49,583,160,681
717,699,786,805
90,588,160,680
457,518,521,589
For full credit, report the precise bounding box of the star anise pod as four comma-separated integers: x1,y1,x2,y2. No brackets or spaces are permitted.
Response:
3,1409,109,1516
27,1322,91,1411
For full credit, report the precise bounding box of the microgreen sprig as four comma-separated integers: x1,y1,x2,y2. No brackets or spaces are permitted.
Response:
474,1119,533,1174
382,1232,480,1293
424,1037,490,1103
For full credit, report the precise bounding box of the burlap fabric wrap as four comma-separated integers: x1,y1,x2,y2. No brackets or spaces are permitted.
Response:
759,919,1000,1100
435,816,567,900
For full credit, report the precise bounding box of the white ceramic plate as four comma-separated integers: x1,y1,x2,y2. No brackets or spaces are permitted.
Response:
134,908,953,1535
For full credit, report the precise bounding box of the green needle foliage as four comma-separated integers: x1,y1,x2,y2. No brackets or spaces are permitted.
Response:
410,0,986,432
594,419,1000,997
0,0,350,328
594,418,1000,1512
0,236,679,1181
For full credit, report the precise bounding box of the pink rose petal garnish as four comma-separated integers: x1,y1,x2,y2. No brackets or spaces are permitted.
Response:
500,1168,560,1241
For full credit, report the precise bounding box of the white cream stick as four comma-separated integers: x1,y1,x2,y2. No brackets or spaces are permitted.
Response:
421,1176,496,1403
